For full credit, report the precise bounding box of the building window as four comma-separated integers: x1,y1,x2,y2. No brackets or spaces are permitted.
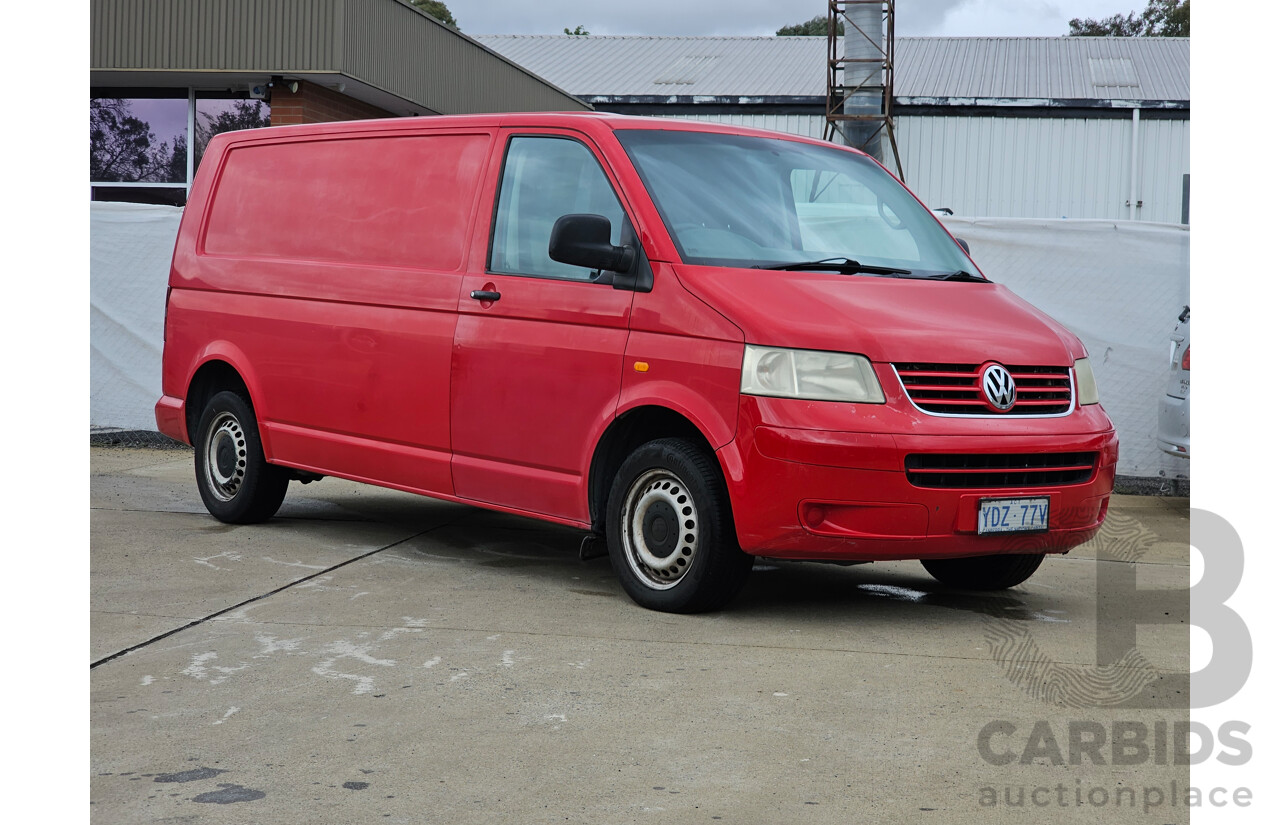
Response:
194,95,272,172
89,89,270,206
89,93,187,185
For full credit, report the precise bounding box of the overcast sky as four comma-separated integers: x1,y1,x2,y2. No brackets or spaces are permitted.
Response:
455,1,1143,37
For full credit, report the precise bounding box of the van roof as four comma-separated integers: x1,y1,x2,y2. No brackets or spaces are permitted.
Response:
210,111,849,154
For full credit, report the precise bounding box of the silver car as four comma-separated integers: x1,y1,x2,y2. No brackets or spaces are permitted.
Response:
1157,306,1190,459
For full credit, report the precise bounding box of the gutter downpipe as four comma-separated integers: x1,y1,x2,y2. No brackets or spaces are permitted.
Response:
1129,106,1140,221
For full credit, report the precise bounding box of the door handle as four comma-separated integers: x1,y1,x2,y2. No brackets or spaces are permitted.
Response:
470,290,501,302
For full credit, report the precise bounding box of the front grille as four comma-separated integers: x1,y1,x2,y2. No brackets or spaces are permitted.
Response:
894,363,1073,416
905,452,1098,489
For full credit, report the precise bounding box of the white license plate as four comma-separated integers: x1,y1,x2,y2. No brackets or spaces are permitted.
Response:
978,497,1049,534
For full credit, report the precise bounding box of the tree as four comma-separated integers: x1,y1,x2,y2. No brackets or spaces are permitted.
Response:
407,0,456,28
1069,0,1188,37
161,134,188,184
564,25,590,36
777,15,843,37
194,100,271,171
89,98,183,183
90,97,272,184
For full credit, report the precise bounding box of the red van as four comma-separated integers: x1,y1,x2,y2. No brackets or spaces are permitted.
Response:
156,113,1117,612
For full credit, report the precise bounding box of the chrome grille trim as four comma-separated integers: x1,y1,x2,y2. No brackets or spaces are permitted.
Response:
892,362,1076,418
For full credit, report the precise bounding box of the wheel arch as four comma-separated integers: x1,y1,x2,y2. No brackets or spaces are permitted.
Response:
184,349,269,456
587,404,727,534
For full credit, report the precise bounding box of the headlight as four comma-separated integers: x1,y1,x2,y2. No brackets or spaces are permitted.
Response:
741,345,885,403
1074,357,1100,405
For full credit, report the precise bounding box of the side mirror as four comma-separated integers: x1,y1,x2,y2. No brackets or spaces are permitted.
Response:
549,214,636,274
955,237,971,255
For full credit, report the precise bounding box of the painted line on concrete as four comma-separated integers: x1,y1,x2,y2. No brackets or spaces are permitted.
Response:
89,526,445,670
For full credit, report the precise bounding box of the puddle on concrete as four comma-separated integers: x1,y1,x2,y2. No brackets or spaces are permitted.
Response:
153,767,226,783
854,583,1070,623
192,783,266,804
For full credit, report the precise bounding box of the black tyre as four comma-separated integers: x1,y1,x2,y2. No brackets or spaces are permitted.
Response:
605,438,752,613
920,553,1045,590
193,390,289,524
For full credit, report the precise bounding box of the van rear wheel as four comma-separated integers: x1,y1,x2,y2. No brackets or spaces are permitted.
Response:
605,438,752,613
920,553,1044,590
193,390,289,524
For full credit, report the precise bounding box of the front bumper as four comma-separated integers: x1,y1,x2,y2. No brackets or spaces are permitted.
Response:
719,396,1119,560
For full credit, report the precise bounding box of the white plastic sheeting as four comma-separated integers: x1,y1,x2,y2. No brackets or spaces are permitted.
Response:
90,204,1189,481
90,202,182,430
941,216,1189,481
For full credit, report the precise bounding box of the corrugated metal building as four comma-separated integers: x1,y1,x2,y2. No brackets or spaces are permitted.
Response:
476,35,1191,224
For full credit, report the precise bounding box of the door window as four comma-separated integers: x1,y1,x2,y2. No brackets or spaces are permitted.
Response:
490,136,627,281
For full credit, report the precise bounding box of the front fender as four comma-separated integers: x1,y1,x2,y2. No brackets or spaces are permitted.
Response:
615,379,739,452
619,333,744,450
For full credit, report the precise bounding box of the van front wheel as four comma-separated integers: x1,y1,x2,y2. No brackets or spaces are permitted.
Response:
605,438,752,613
194,390,289,524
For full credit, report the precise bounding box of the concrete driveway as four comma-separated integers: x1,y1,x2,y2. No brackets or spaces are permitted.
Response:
91,446,1191,824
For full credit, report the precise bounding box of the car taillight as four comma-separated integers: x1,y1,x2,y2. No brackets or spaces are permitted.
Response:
1181,345,1190,371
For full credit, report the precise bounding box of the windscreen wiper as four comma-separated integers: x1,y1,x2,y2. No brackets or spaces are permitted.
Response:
758,257,913,276
919,270,988,282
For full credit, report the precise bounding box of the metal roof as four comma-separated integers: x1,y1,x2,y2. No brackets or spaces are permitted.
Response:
91,0,589,116
474,35,1190,105
473,35,824,99
895,37,1189,103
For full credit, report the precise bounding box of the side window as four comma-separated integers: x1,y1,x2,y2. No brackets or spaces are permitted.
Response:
490,136,627,281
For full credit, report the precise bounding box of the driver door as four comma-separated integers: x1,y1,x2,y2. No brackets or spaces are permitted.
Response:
450,132,637,523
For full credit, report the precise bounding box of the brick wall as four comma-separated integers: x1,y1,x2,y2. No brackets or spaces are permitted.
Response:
268,80,394,125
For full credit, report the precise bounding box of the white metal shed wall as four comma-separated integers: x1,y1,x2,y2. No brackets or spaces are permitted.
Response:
654,112,1189,225
1136,118,1191,224
896,114,1189,223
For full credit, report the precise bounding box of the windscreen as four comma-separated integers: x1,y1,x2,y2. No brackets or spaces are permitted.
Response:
616,129,979,278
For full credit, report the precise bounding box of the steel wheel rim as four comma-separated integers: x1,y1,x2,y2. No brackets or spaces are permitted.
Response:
202,411,248,502
620,469,699,590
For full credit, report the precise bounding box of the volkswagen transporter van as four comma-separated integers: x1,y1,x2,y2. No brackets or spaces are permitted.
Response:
156,113,1117,613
